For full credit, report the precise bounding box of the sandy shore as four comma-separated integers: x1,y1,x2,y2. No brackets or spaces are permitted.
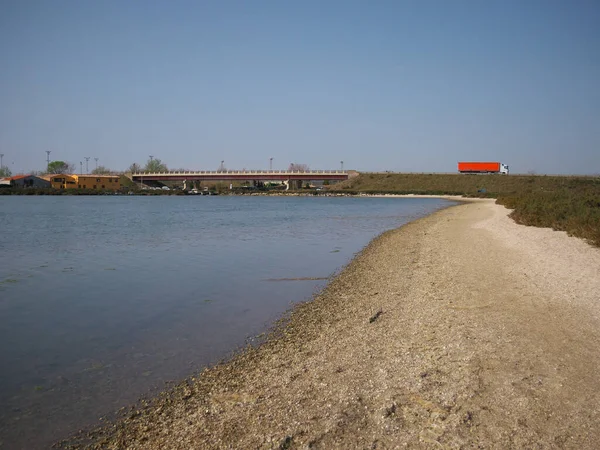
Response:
61,200,600,449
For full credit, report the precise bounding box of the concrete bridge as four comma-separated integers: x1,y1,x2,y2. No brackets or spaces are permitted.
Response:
131,170,350,189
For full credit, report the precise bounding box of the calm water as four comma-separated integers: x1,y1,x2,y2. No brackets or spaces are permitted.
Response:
0,195,454,448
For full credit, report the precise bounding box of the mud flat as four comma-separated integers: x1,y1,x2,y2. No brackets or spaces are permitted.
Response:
59,199,600,449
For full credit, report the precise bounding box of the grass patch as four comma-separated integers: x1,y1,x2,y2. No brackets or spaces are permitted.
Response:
496,179,600,246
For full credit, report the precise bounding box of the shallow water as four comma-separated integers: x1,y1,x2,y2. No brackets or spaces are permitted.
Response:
0,195,454,448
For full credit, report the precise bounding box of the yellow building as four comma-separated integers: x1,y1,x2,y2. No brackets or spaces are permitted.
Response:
50,174,121,191
50,174,78,189
77,175,121,190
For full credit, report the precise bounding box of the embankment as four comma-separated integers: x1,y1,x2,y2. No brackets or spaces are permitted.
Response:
59,199,600,449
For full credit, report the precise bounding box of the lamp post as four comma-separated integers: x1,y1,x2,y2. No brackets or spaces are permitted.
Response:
84,157,90,174
80,161,83,175
340,160,344,171
46,151,51,171
0,153,4,169
94,157,98,171
269,157,273,171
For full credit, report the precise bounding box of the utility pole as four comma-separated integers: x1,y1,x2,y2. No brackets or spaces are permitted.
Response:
0,153,4,169
46,151,51,171
84,156,90,174
94,157,99,171
149,155,154,161
270,157,273,171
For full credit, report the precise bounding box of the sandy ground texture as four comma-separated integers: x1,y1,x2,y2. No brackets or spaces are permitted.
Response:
59,200,600,449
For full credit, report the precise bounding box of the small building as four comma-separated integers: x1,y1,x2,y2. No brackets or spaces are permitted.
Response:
76,175,121,190
0,178,11,188
50,174,78,189
50,174,121,191
8,174,52,188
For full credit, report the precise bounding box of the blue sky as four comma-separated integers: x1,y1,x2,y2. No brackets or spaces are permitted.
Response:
1,1,598,174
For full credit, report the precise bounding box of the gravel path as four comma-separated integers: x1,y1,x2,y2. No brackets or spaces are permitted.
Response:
61,200,600,449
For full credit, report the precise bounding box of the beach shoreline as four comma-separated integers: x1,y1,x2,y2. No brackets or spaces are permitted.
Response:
58,199,600,449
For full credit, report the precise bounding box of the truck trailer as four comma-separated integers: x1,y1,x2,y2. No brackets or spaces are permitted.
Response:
458,162,509,175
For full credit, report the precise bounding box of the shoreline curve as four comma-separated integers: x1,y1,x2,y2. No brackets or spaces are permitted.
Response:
58,199,600,449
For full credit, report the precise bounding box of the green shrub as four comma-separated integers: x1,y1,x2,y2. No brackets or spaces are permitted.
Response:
337,173,600,247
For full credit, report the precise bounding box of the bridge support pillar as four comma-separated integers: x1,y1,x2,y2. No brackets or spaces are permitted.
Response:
284,179,302,190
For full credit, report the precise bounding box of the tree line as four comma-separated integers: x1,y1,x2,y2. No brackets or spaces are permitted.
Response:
0,157,169,178
1,158,312,178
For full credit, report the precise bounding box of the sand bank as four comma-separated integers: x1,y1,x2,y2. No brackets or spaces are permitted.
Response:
61,200,600,449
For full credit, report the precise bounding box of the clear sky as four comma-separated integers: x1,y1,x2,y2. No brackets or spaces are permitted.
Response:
1,0,599,174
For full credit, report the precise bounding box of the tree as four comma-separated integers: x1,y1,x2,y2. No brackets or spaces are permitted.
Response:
47,161,75,174
128,163,141,173
91,166,111,175
0,166,12,177
144,158,168,173
288,163,309,172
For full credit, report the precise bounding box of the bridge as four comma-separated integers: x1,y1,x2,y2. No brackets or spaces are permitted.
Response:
131,170,350,189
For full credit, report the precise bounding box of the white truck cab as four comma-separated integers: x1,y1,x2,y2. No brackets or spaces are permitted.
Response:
500,164,509,175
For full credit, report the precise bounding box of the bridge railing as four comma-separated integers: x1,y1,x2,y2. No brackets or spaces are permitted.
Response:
132,170,348,176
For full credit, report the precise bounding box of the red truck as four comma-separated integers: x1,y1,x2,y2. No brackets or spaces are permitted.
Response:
458,162,509,175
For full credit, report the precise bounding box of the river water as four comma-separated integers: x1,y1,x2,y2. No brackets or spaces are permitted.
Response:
0,195,454,448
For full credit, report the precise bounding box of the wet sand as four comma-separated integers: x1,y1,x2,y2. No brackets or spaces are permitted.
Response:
59,199,600,449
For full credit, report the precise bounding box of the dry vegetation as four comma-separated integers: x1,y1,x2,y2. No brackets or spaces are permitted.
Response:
331,173,600,246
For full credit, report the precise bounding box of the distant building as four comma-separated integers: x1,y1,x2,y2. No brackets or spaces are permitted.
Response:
50,174,121,191
75,175,121,190
7,175,51,188
50,174,78,189
0,178,11,188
